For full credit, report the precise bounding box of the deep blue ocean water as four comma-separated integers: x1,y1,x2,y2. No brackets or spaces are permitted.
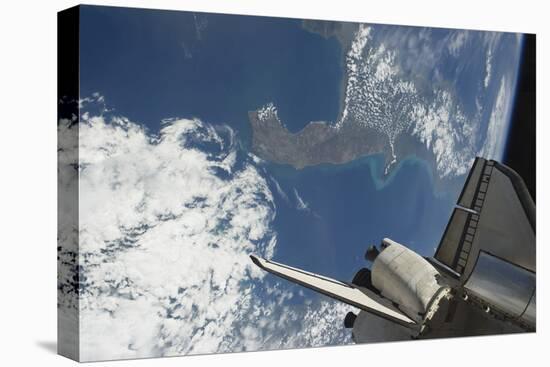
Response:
266,155,454,283
80,5,343,139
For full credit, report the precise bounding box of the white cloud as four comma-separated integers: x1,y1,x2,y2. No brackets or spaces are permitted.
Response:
336,24,475,177
292,188,321,218
336,26,417,166
482,33,502,89
61,100,352,361
335,25,487,178
411,90,480,178
270,176,290,204
257,102,279,122
348,24,371,60
77,112,277,359
479,77,511,160
58,102,81,346
484,48,493,88
293,188,310,211
336,24,372,128
448,31,469,57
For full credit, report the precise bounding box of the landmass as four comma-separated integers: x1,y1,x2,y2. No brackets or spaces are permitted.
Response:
302,19,358,46
249,105,460,194
248,19,471,194
249,105,387,170
249,20,389,171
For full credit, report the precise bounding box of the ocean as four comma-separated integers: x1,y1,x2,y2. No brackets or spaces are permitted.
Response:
266,155,455,283
79,6,343,139
80,5,457,285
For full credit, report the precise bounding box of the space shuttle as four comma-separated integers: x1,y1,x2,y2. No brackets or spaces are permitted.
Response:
250,157,535,341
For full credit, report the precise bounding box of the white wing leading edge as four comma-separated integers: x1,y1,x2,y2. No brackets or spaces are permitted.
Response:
250,255,416,327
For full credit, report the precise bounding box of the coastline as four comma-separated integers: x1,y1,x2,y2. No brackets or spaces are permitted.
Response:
262,151,456,200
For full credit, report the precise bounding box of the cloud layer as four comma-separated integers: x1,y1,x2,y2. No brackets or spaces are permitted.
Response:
337,25,485,177
60,98,353,361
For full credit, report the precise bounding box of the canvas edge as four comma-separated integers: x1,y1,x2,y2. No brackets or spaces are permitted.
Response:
57,5,80,362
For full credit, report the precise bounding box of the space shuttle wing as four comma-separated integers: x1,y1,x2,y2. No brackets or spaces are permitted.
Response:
434,157,535,278
250,255,416,327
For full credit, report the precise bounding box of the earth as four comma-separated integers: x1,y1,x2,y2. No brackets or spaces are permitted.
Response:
59,6,525,361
